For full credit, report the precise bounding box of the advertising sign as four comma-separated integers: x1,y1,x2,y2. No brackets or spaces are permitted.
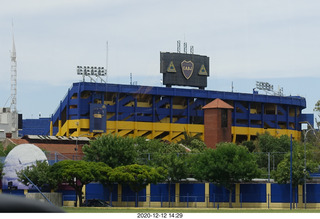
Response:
90,104,107,133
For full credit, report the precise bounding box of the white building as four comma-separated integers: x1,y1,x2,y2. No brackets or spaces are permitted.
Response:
0,107,19,139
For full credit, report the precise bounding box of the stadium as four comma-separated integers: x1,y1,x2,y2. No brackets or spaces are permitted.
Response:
20,52,313,144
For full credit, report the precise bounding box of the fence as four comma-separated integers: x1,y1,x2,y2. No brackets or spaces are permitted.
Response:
62,193,320,209
4,182,320,209
57,182,320,209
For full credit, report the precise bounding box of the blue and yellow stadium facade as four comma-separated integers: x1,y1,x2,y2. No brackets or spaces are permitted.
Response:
48,81,312,142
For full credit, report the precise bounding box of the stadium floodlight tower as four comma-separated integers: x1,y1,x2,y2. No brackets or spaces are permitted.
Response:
77,66,107,83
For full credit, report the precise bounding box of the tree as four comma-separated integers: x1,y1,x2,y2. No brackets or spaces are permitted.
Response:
134,137,187,166
0,142,15,156
253,133,292,175
110,164,166,207
83,134,137,168
242,140,255,153
17,160,57,191
0,162,3,180
51,160,96,207
187,139,207,152
161,152,190,207
272,144,318,207
0,142,15,178
90,162,115,206
178,131,206,152
134,138,191,207
192,142,260,207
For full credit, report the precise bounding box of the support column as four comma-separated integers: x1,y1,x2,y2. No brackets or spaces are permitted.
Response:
235,183,240,208
146,184,151,206
118,184,122,203
82,185,86,206
298,185,303,209
58,120,62,136
175,183,180,207
50,121,53,136
205,183,210,208
77,119,81,136
266,183,271,208
66,120,70,137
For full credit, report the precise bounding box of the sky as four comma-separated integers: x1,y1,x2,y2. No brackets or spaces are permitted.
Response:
0,0,320,121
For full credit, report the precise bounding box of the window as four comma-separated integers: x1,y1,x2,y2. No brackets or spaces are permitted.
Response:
221,109,228,128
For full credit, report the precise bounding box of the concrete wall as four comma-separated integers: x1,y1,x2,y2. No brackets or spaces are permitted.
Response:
26,192,62,207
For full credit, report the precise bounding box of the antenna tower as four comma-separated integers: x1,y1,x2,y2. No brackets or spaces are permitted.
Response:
11,28,17,113
106,41,108,82
10,22,18,137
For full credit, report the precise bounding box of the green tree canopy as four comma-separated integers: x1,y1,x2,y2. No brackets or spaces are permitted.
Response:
83,134,137,168
134,137,192,206
90,162,115,205
110,164,166,207
272,144,319,206
51,160,96,207
161,152,190,206
192,142,260,207
0,142,15,178
254,133,291,153
0,143,15,157
251,133,293,175
178,131,206,152
134,137,187,166
17,160,57,191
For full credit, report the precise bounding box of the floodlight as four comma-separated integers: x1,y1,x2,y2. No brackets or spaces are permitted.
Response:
77,65,107,82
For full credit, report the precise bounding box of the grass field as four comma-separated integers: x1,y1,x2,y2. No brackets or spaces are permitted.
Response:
62,207,320,213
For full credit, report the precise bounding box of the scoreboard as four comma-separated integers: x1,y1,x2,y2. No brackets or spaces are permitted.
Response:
160,52,209,89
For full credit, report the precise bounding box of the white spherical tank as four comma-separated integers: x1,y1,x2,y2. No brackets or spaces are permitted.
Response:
2,144,47,190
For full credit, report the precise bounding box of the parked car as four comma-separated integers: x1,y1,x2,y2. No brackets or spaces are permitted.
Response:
83,199,111,207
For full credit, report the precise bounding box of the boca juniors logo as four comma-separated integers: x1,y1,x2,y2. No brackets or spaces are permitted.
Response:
181,60,194,80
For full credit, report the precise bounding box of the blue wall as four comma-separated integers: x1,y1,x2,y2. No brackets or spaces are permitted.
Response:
271,184,298,203
7,182,320,206
241,184,266,203
305,184,320,203
20,118,51,136
180,183,205,202
121,184,146,202
209,184,234,203
85,183,118,201
1,189,25,196
150,183,175,202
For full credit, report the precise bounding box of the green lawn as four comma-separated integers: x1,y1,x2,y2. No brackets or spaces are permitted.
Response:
62,207,320,213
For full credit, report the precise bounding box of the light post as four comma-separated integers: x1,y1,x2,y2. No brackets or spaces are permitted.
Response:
302,121,316,209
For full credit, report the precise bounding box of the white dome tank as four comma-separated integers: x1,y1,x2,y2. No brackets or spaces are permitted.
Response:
2,144,47,189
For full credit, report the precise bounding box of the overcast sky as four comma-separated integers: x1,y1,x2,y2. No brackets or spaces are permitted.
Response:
0,0,320,120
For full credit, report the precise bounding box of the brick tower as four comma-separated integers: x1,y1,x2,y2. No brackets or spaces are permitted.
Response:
202,98,233,148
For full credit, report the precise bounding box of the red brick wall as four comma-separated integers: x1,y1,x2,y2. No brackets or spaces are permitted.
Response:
204,108,232,148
